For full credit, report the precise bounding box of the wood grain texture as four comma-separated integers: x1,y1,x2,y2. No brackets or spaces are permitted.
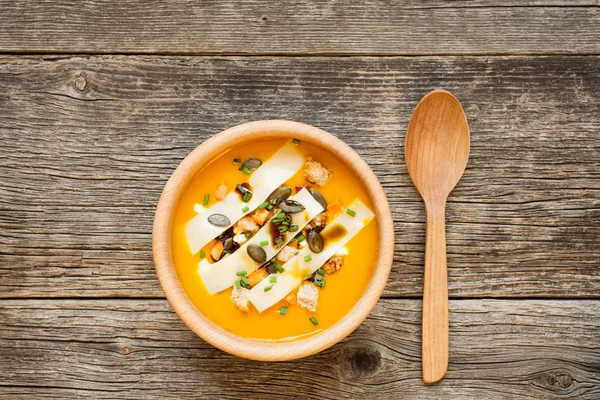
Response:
0,55,599,298
0,1,599,55
0,298,598,399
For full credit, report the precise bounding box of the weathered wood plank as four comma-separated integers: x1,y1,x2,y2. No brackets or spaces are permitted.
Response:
0,55,599,298
0,1,599,55
0,299,598,399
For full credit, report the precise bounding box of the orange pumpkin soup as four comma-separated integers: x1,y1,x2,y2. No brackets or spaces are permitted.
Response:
171,139,378,341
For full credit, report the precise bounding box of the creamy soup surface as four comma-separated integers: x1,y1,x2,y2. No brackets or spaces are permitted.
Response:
171,139,378,341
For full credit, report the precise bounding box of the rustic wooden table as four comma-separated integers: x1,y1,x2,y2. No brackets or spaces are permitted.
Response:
1,1,599,399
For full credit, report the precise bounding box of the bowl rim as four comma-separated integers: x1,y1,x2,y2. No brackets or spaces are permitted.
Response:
152,119,394,361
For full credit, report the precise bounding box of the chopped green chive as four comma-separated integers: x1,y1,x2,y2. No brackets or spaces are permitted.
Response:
244,231,252,238
289,225,298,232
200,250,205,259
269,275,277,283
278,225,288,233
275,238,283,245
317,268,326,276
280,306,288,315
243,192,252,202
304,255,312,262
297,234,306,243
346,208,357,217
309,316,319,326
238,276,252,289
266,204,274,210
292,139,301,145
313,280,323,287
233,158,242,163
322,280,326,288
242,166,251,175
203,193,210,206
276,265,284,273
259,240,269,247
242,206,250,212
236,271,247,277
272,218,284,224
257,201,270,209
264,285,273,292
277,212,286,219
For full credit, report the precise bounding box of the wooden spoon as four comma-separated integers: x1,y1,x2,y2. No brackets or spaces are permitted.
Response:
405,90,470,384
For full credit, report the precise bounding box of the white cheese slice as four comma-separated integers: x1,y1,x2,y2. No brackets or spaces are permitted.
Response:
335,247,349,256
247,198,374,313
198,189,324,295
185,141,304,255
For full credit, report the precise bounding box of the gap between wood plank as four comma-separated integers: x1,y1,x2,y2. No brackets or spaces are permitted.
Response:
1,51,600,57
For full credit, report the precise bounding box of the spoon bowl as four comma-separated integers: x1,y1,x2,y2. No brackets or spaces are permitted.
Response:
406,90,470,204
405,90,470,383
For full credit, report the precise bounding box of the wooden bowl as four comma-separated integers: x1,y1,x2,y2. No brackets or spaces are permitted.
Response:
153,120,394,361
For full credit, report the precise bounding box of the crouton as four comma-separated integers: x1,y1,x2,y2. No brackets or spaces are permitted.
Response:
231,287,250,312
326,198,345,219
323,255,345,274
250,208,270,225
284,291,297,305
233,233,249,245
215,181,228,200
306,213,327,232
304,157,329,186
247,268,268,287
276,246,299,264
297,283,319,312
234,216,259,234
210,239,224,262
287,238,303,250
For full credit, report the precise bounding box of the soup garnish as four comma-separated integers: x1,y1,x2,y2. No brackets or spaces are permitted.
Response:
185,142,304,254
172,139,377,340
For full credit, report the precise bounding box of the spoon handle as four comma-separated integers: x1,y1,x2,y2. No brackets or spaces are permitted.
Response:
422,202,449,383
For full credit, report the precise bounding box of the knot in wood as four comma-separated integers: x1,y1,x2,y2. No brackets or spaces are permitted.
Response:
120,347,131,355
351,348,381,377
550,373,573,389
74,75,87,91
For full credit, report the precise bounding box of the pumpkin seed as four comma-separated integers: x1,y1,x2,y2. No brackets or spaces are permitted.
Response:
307,229,324,253
223,237,234,252
239,158,262,172
247,244,267,263
267,186,292,205
236,183,253,202
207,213,230,227
279,199,305,214
309,190,327,210
266,263,279,275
